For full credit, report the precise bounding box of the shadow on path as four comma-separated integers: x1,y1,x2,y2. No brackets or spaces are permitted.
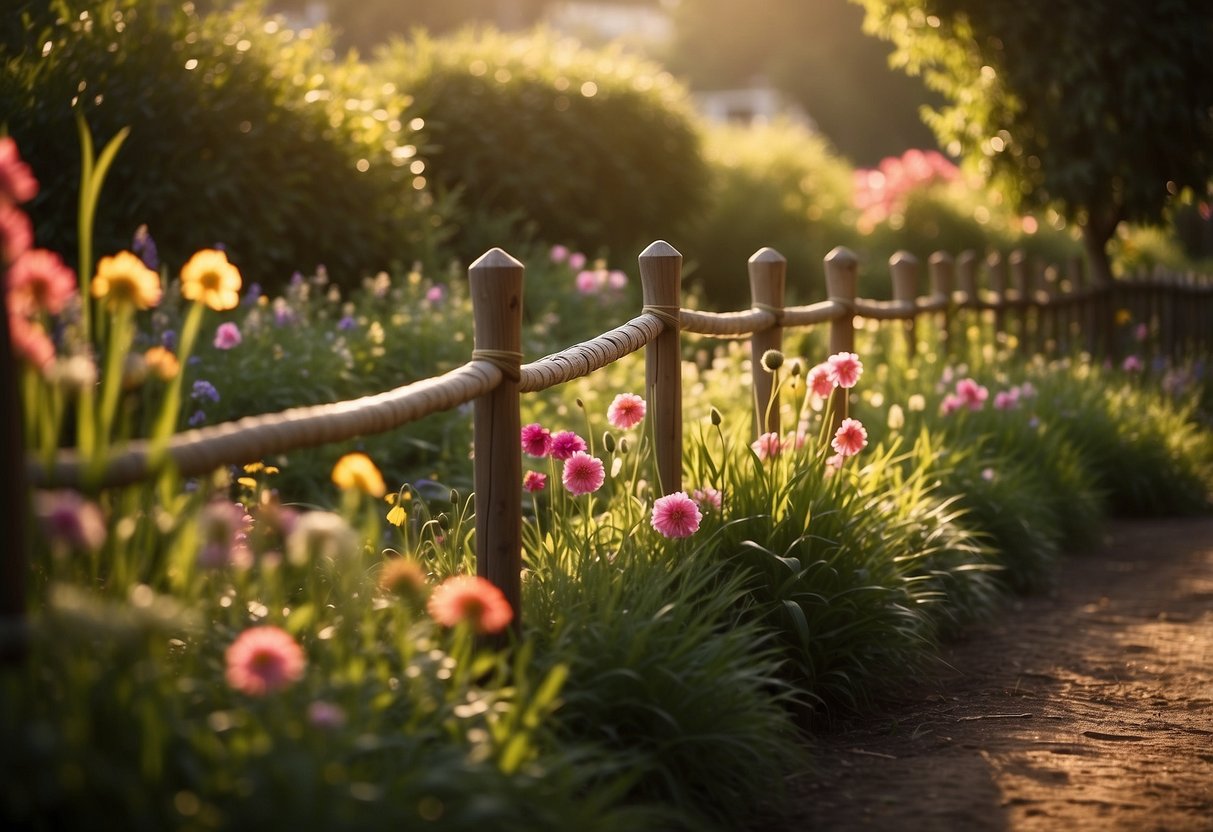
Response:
773,517,1213,832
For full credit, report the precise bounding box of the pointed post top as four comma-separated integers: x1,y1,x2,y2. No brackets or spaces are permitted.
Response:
469,247,524,271
889,250,918,267
929,251,954,266
825,245,858,267
749,246,786,264
639,239,682,261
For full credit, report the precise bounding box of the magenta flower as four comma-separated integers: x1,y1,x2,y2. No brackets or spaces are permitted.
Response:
550,430,587,461
1122,355,1143,373
568,251,587,270
523,471,547,493
213,321,242,350
7,249,76,315
224,626,306,696
575,270,600,294
651,491,702,538
0,202,32,264
940,393,963,416
521,423,552,457
549,244,570,263
807,363,835,398
561,451,605,495
824,453,844,473
691,486,722,512
607,393,646,430
831,418,868,458
993,390,1018,411
954,378,989,411
307,700,347,730
1133,323,1148,342
751,431,782,461
826,352,863,389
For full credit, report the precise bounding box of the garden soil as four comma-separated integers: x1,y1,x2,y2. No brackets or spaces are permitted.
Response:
767,517,1213,831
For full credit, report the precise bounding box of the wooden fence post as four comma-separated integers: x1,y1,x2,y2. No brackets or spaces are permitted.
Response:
928,251,954,355
748,247,786,438
987,251,1008,345
889,251,919,360
1067,254,1089,356
639,240,683,496
956,250,978,358
468,248,524,638
1009,250,1031,355
824,246,858,432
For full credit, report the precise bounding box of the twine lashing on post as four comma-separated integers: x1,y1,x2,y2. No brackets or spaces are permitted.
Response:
471,349,523,382
642,304,682,330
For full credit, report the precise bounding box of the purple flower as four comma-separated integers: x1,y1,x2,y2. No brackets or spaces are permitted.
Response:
131,224,159,271
243,282,263,306
161,329,177,350
188,410,208,427
192,380,220,403
337,314,357,331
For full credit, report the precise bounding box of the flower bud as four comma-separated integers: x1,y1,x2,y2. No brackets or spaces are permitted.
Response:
760,349,785,372
603,431,616,453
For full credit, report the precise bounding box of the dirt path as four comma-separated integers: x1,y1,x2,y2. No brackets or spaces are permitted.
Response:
778,517,1213,832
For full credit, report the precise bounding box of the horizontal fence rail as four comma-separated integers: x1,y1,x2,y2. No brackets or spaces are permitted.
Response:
14,240,1213,639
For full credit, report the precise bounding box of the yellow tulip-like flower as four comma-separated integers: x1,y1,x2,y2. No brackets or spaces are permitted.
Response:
143,346,180,380
180,249,243,311
331,452,387,498
91,251,162,310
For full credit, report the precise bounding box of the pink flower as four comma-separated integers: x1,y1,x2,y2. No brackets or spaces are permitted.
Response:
954,378,989,411
213,321,242,350
568,252,587,270
651,491,702,538
224,626,306,696
0,202,32,264
807,363,835,398
549,244,569,263
825,453,844,473
751,431,782,461
940,393,963,416
427,575,513,634
607,393,646,430
520,423,552,457
561,451,605,495
826,352,863,389
575,269,600,294
1133,323,1148,342
691,487,722,512
9,312,55,369
550,430,587,461
7,249,76,315
0,137,38,205
33,489,107,551
523,471,547,492
831,418,868,458
1122,355,1143,373
426,285,446,303
993,390,1018,411
607,270,628,290
307,700,347,730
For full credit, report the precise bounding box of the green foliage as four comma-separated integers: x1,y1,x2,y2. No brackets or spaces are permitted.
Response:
680,119,857,309
855,0,1213,276
0,0,436,287
376,28,708,262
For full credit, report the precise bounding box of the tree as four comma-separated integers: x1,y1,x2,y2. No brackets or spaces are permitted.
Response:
854,0,1213,281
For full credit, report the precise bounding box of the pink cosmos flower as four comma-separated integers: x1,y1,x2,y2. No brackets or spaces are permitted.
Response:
1122,355,1143,373
807,363,835,398
575,269,600,294
691,487,722,512
561,451,605,495
651,491,702,538
954,378,989,411
826,352,863,389
224,626,306,696
607,393,646,430
0,202,32,264
568,252,587,270
550,430,587,461
520,423,552,457
549,244,569,263
831,418,868,458
213,321,242,350
751,431,782,461
7,249,76,314
0,137,38,205
523,471,547,493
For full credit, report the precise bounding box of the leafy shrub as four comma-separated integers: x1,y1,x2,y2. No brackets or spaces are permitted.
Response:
0,0,436,287
376,28,708,263
681,119,857,310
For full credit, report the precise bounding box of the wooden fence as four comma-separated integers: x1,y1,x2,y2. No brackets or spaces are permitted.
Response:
13,241,1213,640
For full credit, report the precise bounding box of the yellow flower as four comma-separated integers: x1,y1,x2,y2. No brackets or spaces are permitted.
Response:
331,452,387,497
91,251,162,310
386,504,406,527
1115,308,1133,326
180,249,242,311
143,346,179,380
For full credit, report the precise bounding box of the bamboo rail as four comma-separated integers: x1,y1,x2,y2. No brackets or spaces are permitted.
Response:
14,241,1213,642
